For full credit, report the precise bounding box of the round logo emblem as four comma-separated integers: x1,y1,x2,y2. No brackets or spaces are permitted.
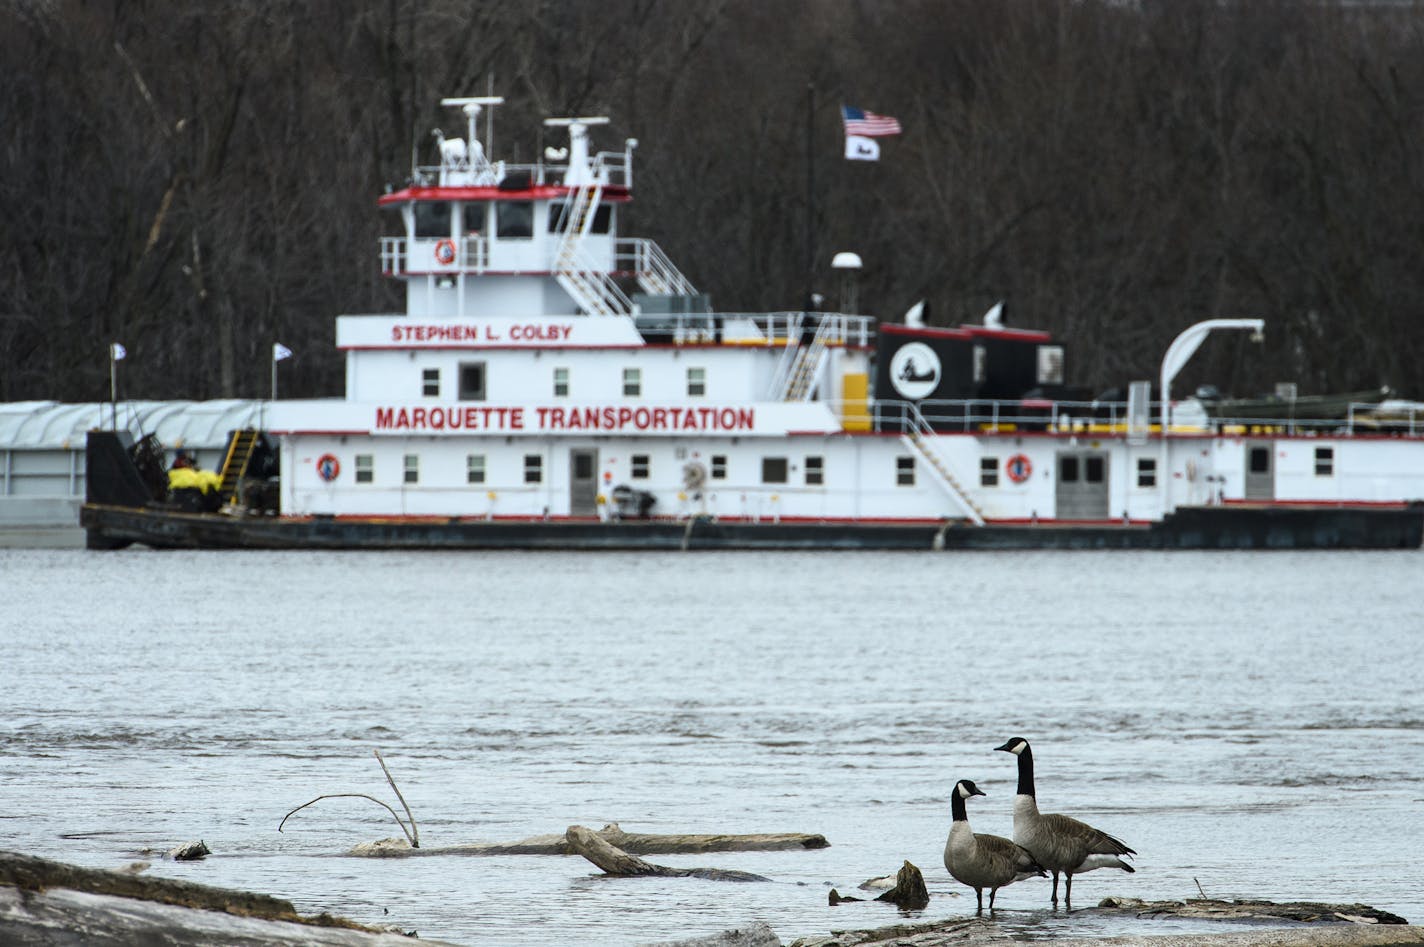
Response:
316,453,341,482
888,342,941,400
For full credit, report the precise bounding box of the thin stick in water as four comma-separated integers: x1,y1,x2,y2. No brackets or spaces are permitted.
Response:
373,749,419,848
278,793,415,847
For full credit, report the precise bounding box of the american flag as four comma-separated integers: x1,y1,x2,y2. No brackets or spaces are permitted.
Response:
842,105,902,137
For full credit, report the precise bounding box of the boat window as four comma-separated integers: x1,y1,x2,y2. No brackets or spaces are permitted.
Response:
497,201,533,239
355,454,374,484
632,454,650,479
552,204,612,234
896,456,915,486
524,454,543,484
762,457,788,484
403,454,419,484
1136,457,1157,488
711,455,728,480
422,368,440,397
1060,455,1079,483
1037,346,1065,385
687,367,706,397
973,345,987,384
467,454,486,484
1314,446,1334,477
553,367,569,397
415,201,452,238
1085,455,1105,483
623,367,642,397
459,362,486,400
805,455,824,486
461,203,487,236
1249,446,1270,474
980,456,999,487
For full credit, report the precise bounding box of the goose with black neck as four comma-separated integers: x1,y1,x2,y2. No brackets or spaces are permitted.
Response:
994,737,1136,906
943,778,1046,914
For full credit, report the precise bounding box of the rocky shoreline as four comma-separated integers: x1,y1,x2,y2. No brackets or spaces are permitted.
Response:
2,849,1418,947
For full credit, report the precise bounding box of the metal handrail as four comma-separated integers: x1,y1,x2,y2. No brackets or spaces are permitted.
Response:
413,152,633,189
874,397,1424,438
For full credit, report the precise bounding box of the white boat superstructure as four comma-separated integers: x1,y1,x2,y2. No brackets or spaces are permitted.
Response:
251,96,1423,534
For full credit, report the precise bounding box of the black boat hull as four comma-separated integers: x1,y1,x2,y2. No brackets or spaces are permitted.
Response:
80,502,1423,551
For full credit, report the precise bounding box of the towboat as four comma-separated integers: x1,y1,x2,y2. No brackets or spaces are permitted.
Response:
81,96,1424,551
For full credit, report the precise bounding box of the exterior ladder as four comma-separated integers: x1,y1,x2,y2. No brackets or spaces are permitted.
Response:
900,406,985,525
784,319,834,401
552,171,633,316
217,428,259,506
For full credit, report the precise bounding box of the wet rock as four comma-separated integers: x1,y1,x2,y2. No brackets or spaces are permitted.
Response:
874,861,930,910
640,921,781,946
167,840,211,861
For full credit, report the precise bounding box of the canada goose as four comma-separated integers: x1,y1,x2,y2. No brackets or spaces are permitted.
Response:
943,779,1046,914
994,737,1135,906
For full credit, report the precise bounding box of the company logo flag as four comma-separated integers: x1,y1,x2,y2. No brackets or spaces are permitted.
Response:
845,135,880,161
273,342,293,362
841,105,902,138
110,343,126,361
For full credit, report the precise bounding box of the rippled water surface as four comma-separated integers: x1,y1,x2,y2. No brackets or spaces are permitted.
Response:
1,548,1420,944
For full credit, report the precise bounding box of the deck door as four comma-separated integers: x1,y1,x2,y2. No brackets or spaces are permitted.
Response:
1244,441,1275,501
570,448,599,516
1055,451,1110,520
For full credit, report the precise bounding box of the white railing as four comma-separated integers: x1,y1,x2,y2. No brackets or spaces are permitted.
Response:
380,236,489,275
874,398,1424,438
615,239,698,297
412,151,633,189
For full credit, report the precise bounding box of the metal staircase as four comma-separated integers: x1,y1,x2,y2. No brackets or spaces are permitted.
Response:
766,316,834,401
217,429,260,506
900,407,985,525
552,172,634,316
627,239,697,298
784,320,834,401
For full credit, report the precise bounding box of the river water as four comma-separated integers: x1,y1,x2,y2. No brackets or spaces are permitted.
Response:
1,547,1420,944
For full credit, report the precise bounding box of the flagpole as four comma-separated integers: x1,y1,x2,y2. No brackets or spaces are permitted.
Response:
108,343,123,431
805,81,815,311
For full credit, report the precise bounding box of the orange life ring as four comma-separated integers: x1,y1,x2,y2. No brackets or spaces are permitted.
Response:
434,239,457,265
1005,453,1032,484
316,453,341,482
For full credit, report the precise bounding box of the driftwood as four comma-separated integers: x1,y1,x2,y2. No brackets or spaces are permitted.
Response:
565,825,769,883
348,821,827,857
1093,897,1410,925
280,749,420,848
0,850,443,944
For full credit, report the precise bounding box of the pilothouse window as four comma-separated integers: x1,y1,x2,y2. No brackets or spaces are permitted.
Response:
497,201,533,239
547,204,611,234
415,202,452,238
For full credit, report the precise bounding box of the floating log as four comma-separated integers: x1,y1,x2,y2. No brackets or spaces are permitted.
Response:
565,825,769,883
348,821,827,857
